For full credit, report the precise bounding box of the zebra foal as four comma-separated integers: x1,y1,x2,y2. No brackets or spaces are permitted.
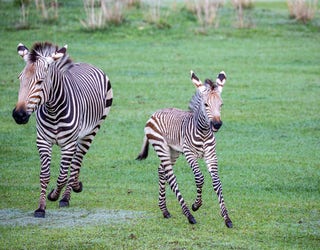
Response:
136,71,232,228
12,42,113,218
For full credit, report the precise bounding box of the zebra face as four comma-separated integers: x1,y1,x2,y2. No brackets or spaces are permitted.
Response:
190,70,226,132
13,58,49,124
13,42,66,125
202,87,223,132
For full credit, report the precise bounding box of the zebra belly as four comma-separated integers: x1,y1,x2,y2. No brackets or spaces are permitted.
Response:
168,144,183,153
149,108,190,154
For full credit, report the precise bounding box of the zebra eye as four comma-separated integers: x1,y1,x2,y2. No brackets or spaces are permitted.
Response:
204,103,209,107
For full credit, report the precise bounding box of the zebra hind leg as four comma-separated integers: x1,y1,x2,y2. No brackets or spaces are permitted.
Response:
47,146,75,204
158,165,171,219
59,136,92,207
164,164,197,224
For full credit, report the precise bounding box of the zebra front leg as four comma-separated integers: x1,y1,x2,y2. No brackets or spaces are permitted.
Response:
34,139,52,218
47,145,76,206
186,156,204,212
205,156,233,228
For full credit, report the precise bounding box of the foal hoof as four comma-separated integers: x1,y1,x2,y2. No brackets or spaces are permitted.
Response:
47,189,59,201
192,203,201,212
72,182,83,193
225,219,233,228
163,211,171,219
188,214,197,224
59,198,69,207
34,208,45,218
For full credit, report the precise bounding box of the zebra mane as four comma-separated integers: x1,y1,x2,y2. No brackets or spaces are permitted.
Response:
188,90,203,113
29,42,58,63
29,42,72,70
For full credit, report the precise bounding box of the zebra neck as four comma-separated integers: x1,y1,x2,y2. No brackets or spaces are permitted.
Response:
193,110,210,132
45,71,72,114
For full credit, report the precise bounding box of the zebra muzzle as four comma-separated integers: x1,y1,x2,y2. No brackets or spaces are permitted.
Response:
12,107,30,124
210,120,222,131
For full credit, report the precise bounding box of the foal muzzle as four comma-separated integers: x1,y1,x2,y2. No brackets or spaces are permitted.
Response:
210,120,223,131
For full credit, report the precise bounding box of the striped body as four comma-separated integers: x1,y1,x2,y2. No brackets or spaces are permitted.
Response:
137,71,232,227
13,42,113,217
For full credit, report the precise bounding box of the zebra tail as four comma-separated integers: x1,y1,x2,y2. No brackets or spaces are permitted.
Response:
136,135,149,160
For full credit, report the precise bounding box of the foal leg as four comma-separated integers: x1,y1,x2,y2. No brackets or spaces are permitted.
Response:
204,149,233,228
158,164,170,218
185,156,204,212
150,138,196,224
158,150,180,219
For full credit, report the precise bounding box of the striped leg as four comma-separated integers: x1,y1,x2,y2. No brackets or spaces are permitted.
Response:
185,155,205,212
158,164,170,218
34,138,52,218
164,163,196,224
204,148,233,228
158,149,180,219
59,132,96,207
151,140,196,224
47,143,76,204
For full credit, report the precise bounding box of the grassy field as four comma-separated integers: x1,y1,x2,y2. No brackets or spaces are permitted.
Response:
0,1,319,249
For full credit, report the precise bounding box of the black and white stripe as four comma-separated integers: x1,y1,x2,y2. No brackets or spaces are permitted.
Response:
137,71,232,228
13,42,113,218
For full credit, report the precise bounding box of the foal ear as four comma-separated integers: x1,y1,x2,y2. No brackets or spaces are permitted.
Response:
17,43,29,62
215,71,227,94
46,44,68,64
190,70,206,92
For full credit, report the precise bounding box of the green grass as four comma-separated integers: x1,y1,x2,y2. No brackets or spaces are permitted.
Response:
0,1,319,249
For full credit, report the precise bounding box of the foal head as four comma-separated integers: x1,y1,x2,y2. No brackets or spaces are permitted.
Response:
190,70,226,132
12,42,67,124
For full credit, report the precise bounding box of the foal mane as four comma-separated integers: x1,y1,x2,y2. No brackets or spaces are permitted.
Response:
188,80,217,113
188,90,202,113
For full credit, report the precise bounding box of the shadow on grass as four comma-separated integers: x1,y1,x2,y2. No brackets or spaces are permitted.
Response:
0,208,149,228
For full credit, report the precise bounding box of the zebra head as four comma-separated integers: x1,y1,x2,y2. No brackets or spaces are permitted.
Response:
190,70,226,132
12,42,67,124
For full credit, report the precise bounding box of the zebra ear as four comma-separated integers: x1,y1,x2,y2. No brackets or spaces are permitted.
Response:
216,71,226,94
190,70,206,92
52,44,68,60
46,44,68,64
17,43,29,62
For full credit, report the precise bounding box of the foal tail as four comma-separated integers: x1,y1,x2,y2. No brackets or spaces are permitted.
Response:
136,135,149,160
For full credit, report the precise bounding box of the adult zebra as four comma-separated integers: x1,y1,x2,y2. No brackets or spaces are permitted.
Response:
136,71,232,228
12,42,113,218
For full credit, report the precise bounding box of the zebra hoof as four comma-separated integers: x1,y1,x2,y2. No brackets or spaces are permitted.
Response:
47,189,59,201
163,211,171,219
72,182,83,193
225,218,233,228
34,208,45,218
188,214,197,224
192,203,201,212
59,198,69,207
